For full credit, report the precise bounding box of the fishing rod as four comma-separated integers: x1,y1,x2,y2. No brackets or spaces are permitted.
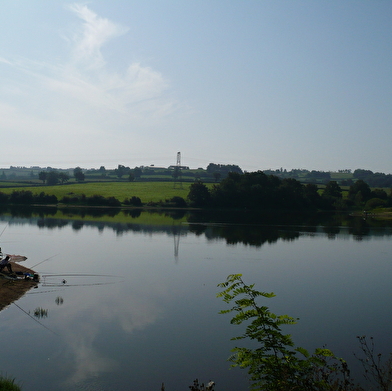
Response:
31,254,59,269
0,221,10,238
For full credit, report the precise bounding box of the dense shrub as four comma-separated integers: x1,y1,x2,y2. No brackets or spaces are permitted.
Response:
124,196,142,206
365,198,387,210
0,192,9,204
35,192,58,204
10,190,34,204
85,195,121,207
105,196,121,207
170,196,187,207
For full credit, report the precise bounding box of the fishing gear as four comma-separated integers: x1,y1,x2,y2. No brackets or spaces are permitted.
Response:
0,221,9,238
40,273,124,287
31,254,59,269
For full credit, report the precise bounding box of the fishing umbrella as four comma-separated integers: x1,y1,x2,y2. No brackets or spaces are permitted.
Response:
6,255,28,263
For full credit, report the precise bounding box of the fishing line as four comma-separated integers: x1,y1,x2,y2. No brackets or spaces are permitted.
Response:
13,302,59,336
27,289,66,295
42,282,119,287
41,273,120,278
40,273,124,287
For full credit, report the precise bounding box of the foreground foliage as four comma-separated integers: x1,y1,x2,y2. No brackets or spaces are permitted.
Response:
217,274,391,391
0,375,22,391
161,379,215,391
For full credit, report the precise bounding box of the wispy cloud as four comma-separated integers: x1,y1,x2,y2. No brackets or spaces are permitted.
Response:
60,3,175,119
0,3,179,166
66,3,129,69
0,57,12,65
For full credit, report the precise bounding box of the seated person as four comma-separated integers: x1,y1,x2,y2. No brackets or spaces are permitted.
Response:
0,255,13,273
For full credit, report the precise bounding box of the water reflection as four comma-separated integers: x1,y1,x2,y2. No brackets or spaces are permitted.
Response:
0,208,391,390
0,207,391,248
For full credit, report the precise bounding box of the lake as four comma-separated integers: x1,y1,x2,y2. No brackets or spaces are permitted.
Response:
0,208,391,391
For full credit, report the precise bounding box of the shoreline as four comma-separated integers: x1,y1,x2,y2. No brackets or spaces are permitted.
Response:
0,264,38,311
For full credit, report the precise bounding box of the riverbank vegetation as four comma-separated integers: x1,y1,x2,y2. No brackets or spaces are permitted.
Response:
217,274,391,391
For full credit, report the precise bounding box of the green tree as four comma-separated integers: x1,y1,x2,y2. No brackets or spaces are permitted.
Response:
114,164,129,179
73,167,85,182
277,178,306,208
38,171,47,184
187,181,211,207
133,167,142,179
46,171,59,186
322,181,342,199
304,183,321,207
348,180,372,203
99,166,106,177
58,172,70,184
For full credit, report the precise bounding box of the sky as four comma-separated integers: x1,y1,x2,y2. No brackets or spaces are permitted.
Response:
0,1,391,173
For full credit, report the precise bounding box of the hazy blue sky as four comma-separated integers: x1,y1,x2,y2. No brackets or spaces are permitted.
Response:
1,1,391,172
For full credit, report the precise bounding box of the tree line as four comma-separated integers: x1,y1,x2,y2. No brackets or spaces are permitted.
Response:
33,164,243,184
1,171,391,210
264,168,392,188
187,171,392,211
5,164,392,189
38,167,84,184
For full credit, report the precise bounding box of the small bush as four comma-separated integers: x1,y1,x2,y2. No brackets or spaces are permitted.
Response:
170,196,187,207
365,198,387,210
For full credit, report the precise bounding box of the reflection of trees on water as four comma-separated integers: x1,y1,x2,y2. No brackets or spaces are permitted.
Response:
0,207,391,248
348,218,371,240
196,225,300,248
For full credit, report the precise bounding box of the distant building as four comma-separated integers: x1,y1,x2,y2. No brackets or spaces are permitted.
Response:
168,165,189,170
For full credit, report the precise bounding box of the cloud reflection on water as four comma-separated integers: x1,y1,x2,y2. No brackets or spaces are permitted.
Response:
49,275,171,387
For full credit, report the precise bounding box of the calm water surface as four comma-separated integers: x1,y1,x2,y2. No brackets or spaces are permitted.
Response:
0,210,391,391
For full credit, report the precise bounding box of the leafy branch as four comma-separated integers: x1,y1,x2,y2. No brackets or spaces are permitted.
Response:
217,274,362,391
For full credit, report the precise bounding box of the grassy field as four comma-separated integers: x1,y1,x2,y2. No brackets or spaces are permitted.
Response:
0,182,214,203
